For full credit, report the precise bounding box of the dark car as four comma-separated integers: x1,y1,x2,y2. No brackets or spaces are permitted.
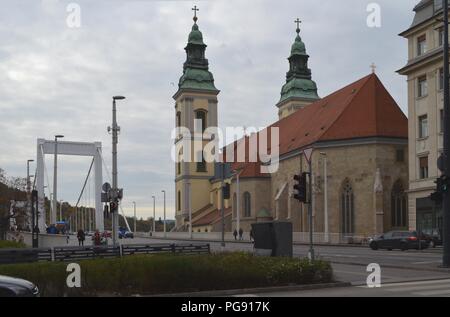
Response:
369,231,429,251
118,227,134,239
0,275,39,297
420,229,442,248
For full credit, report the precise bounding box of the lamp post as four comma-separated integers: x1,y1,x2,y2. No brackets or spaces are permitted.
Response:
162,190,166,237
27,160,34,230
152,195,156,235
133,201,137,233
59,200,63,222
53,135,64,225
320,153,329,243
111,96,125,247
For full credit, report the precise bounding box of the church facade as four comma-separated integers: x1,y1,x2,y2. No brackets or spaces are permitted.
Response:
172,12,409,243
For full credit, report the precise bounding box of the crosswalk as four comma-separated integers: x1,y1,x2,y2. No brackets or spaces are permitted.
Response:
358,279,450,297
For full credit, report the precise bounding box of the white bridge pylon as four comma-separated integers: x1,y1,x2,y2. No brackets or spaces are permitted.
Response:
36,139,103,233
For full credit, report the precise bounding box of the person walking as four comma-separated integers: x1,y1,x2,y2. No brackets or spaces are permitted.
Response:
250,228,254,242
233,229,238,241
77,229,85,246
238,228,243,241
93,230,101,246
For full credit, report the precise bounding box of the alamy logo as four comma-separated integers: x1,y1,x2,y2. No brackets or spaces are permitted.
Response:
66,263,81,288
366,3,381,28
66,3,82,28
366,263,381,288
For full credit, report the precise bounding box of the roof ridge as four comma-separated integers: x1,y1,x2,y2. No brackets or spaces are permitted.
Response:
317,74,374,141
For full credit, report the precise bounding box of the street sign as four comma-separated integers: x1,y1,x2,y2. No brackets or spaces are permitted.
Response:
303,148,313,164
102,182,111,193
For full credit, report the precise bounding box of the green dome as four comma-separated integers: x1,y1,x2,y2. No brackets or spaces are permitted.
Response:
280,78,319,103
188,23,205,45
291,35,306,56
179,68,217,91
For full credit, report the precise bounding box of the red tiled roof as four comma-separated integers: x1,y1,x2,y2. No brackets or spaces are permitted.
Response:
192,207,232,227
227,74,407,177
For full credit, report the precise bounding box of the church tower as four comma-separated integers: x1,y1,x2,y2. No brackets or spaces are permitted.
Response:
173,7,219,230
276,20,320,119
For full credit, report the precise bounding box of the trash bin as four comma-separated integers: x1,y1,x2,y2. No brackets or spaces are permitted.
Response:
251,221,293,257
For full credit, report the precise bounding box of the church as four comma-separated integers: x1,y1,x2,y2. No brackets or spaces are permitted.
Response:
172,10,409,243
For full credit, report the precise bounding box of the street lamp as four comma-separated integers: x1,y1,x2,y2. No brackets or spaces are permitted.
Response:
133,201,137,233
162,190,166,237
320,152,329,243
27,160,34,231
110,96,125,247
53,135,64,225
152,195,156,235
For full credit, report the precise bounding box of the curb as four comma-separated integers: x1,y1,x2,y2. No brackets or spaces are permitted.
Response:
144,282,351,297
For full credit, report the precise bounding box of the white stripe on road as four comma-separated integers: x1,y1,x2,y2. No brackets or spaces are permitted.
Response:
384,284,450,293
414,289,450,296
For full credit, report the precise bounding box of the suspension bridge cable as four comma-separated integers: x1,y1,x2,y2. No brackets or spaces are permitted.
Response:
75,158,95,208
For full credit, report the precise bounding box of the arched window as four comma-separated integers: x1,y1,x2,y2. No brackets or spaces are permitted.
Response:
341,179,354,234
176,111,181,127
177,191,181,211
195,110,207,132
243,192,251,218
391,180,407,228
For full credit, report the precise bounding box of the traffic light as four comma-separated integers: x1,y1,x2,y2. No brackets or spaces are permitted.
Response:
293,173,308,203
223,183,231,200
110,202,118,213
430,175,449,205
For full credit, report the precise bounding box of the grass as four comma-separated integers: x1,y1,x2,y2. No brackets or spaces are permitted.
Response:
0,253,334,297
0,240,26,249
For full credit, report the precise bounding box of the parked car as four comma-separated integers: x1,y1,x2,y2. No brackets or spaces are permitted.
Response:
420,229,442,248
369,231,429,251
0,275,39,297
118,227,134,239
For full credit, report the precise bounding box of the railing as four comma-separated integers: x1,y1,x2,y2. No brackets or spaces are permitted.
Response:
0,243,210,265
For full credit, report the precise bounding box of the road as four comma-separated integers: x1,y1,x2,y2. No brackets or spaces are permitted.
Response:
235,279,450,297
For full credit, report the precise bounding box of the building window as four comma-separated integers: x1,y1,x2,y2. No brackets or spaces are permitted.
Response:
340,179,354,235
396,149,405,162
417,35,427,56
419,156,429,179
195,110,207,133
439,68,444,91
196,159,206,172
418,115,428,138
418,76,428,98
391,180,407,228
439,28,444,47
243,192,251,218
176,111,181,127
177,162,181,175
177,191,181,211
441,109,444,133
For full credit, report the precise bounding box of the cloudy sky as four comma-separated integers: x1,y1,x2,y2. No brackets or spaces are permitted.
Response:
0,0,418,220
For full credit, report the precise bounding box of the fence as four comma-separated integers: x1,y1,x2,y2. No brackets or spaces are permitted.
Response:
0,243,210,265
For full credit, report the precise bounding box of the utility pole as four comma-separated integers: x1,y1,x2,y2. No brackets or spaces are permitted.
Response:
442,0,450,268
152,195,156,235
162,190,166,237
53,135,64,225
27,160,34,230
221,162,225,248
110,96,125,247
320,153,329,243
133,201,137,233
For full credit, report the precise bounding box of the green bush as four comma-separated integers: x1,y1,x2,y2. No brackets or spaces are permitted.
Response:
0,240,26,249
0,253,333,297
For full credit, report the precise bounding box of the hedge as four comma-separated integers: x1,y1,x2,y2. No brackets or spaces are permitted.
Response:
0,253,334,297
0,240,26,249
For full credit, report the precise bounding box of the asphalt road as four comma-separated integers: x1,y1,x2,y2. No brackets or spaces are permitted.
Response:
236,279,450,297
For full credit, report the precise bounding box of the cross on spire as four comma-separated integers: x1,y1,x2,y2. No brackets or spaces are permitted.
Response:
192,5,199,23
295,18,302,34
370,62,377,74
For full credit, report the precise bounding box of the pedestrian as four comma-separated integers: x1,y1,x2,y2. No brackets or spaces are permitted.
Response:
77,229,85,246
250,229,254,242
233,229,238,240
93,230,101,246
238,228,243,241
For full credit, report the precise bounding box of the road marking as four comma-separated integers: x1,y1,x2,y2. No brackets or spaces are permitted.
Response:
384,284,450,293
412,261,441,265
357,279,450,289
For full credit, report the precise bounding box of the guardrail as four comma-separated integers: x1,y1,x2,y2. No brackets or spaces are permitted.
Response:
0,243,210,265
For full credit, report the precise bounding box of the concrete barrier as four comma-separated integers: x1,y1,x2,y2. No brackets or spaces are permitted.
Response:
7,232,73,248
